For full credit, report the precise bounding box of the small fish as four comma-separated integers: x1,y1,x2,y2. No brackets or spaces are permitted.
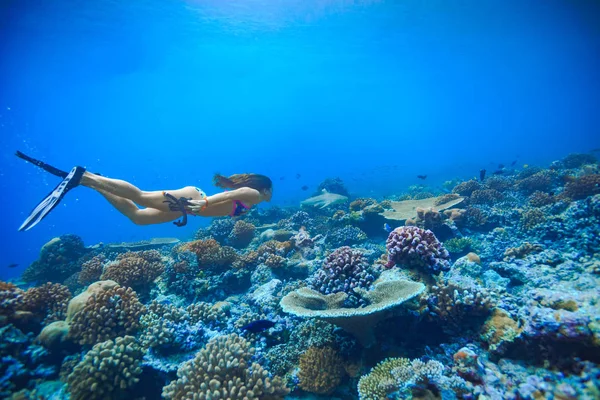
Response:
480,169,486,181
241,319,276,333
417,175,427,180
7,263,18,268
301,185,309,191
383,223,393,233
296,173,301,179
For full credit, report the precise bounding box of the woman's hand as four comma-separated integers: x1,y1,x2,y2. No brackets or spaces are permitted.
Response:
186,199,207,214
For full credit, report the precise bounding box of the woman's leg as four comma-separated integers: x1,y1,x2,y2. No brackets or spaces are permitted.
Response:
97,189,185,225
81,172,202,211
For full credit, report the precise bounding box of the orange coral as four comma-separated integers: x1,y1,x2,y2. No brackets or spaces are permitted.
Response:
349,198,376,211
20,282,71,324
78,254,106,285
68,284,145,345
298,346,345,394
101,250,164,289
179,239,237,269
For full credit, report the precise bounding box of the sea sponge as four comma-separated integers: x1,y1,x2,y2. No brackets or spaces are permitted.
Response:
280,279,425,347
78,254,106,285
310,246,375,307
67,336,143,400
385,226,450,272
101,250,164,289
20,282,71,324
228,220,256,248
67,282,145,345
162,333,289,399
298,346,344,394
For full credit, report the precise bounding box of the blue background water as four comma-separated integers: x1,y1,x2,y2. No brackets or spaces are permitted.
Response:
1,0,599,280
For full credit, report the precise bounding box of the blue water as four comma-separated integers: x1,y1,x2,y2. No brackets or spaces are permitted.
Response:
1,0,599,280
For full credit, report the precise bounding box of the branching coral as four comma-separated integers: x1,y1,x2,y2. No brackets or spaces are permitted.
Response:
503,242,544,261
67,282,145,345
20,282,71,324
452,180,482,196
187,301,228,329
350,198,377,211
180,239,238,270
464,207,488,228
228,220,256,248
528,191,556,207
101,250,164,289
162,333,289,399
516,171,556,194
22,234,89,284
561,174,600,200
78,254,106,285
426,281,494,331
67,336,143,400
470,189,504,205
326,225,368,247
0,281,24,320
298,346,345,394
385,226,450,272
310,246,375,307
358,358,470,400
520,208,546,230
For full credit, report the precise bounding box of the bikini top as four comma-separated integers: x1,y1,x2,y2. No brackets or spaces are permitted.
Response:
231,200,251,217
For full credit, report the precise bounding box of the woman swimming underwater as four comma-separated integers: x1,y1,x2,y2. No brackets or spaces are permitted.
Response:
15,151,272,231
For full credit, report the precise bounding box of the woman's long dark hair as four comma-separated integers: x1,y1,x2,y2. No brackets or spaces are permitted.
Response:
213,173,272,192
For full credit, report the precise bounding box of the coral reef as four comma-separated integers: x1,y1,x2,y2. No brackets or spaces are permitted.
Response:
78,254,106,285
22,235,89,284
298,346,345,394
67,281,145,345
385,226,450,272
228,220,256,248
310,246,375,307
561,174,600,200
179,239,238,270
162,334,289,399
67,336,143,400
20,282,71,324
101,250,164,290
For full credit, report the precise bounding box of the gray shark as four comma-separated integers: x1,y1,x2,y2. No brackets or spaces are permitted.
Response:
301,189,348,209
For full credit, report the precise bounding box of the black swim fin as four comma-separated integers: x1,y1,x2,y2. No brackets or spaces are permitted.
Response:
19,166,86,231
15,151,68,178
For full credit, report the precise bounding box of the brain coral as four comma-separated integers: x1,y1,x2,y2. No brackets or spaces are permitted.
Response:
310,246,375,307
298,346,345,394
101,250,164,289
385,226,450,272
67,281,146,345
162,333,289,400
67,335,143,400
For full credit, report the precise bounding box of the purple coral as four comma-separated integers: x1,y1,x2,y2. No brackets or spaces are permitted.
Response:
385,226,450,272
310,246,375,307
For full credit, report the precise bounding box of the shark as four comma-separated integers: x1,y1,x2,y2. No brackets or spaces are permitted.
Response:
301,189,348,209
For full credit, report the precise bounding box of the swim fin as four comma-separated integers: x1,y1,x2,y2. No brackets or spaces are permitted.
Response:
19,166,86,231
15,151,68,178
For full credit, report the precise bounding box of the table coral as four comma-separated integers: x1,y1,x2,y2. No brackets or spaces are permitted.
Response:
385,226,450,272
162,333,289,400
298,346,345,394
67,336,143,400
